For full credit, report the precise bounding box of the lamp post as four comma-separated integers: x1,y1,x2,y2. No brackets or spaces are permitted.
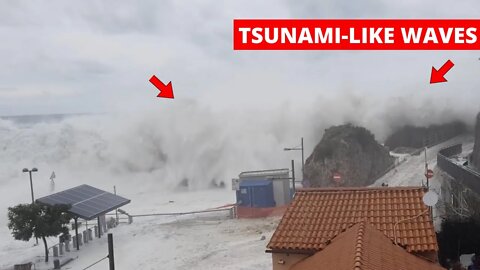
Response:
22,168,38,204
22,167,38,245
284,137,305,182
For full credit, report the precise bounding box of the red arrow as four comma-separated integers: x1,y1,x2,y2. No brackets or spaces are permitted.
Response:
430,60,454,84
149,75,174,99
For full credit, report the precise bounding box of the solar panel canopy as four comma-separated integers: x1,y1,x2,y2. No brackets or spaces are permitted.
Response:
36,184,131,220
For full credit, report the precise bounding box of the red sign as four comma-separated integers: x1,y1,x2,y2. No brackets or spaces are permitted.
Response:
233,19,480,50
425,169,434,179
333,172,342,182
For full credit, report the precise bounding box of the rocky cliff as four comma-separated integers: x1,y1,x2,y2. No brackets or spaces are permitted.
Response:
304,124,394,187
385,121,466,151
472,113,480,170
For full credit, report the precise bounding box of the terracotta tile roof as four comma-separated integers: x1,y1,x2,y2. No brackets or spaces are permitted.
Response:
289,221,445,270
267,186,438,253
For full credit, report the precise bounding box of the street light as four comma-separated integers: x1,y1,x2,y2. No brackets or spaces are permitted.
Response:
22,168,38,204
284,137,305,183
22,167,38,245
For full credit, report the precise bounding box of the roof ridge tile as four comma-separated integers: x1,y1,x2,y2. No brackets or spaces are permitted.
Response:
289,220,445,270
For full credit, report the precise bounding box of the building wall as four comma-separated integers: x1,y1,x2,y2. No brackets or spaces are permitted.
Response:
440,167,480,219
271,253,309,270
271,180,285,206
271,178,291,206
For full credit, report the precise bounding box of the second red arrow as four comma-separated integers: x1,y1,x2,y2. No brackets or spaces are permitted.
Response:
430,60,454,84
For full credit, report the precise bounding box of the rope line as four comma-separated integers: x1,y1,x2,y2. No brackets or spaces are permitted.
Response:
131,207,233,217
81,255,108,270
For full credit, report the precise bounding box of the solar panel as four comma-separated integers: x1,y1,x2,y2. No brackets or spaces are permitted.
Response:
36,184,131,220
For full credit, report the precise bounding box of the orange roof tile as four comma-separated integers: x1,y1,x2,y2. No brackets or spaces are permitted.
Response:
267,187,438,253
289,221,445,270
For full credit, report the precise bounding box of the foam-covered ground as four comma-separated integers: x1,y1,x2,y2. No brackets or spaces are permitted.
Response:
0,187,279,270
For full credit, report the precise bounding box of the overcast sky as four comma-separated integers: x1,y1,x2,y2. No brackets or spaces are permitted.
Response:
1,0,480,116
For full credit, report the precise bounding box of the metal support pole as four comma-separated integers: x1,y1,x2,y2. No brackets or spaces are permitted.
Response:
97,216,102,238
74,217,79,250
108,233,115,270
114,186,119,225
301,137,305,182
284,138,305,186
291,160,296,194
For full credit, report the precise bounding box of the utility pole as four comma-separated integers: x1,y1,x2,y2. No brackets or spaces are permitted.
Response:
291,160,296,194
301,137,305,183
424,147,429,189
